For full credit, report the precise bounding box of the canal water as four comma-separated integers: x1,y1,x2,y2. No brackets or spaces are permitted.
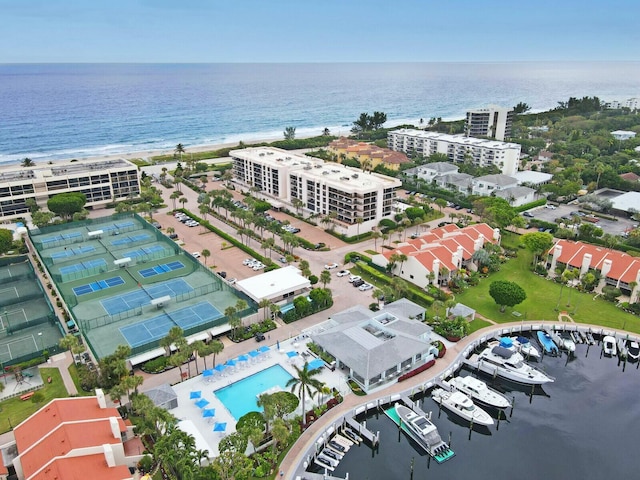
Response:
314,339,640,479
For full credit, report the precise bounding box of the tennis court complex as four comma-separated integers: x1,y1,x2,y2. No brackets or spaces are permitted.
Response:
138,261,185,278
119,301,223,347
72,276,125,296
29,213,255,360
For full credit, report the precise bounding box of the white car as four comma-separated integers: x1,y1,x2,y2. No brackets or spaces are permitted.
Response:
545,204,556,210
243,258,257,266
336,270,350,277
358,283,374,291
192,252,201,258
324,263,339,270
348,275,361,283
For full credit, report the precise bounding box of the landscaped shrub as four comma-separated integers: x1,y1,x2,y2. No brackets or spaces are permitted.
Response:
398,359,436,382
141,356,168,373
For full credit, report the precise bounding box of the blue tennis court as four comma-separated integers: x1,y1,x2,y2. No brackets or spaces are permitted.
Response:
119,314,175,348
72,276,125,296
40,231,83,245
100,278,194,315
167,301,223,330
121,245,165,259
138,261,185,278
100,221,135,232
119,301,222,347
110,233,151,246
59,258,107,275
50,245,96,259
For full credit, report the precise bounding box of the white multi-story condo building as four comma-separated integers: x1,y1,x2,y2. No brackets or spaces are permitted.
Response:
230,147,401,236
465,105,514,141
387,129,521,176
0,159,140,220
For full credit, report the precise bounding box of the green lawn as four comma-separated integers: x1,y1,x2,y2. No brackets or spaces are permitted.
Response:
455,248,640,334
0,368,68,433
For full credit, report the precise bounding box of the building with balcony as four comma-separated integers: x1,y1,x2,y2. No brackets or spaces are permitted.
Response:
0,159,140,221
465,105,514,141
230,147,402,236
328,137,410,171
387,129,521,176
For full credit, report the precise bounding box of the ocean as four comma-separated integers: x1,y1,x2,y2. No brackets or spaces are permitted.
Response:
0,62,639,164
320,340,640,480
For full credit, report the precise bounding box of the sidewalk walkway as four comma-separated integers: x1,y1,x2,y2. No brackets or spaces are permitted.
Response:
45,351,78,396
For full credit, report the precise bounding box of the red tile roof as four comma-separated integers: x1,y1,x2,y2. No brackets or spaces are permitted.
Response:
552,239,640,283
21,420,121,479
15,397,124,451
29,453,131,480
620,172,640,182
381,223,497,270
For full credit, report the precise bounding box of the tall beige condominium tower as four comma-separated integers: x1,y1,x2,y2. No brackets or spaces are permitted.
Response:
465,105,514,141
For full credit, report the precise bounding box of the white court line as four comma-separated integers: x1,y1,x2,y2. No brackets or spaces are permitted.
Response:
0,286,19,298
31,334,38,351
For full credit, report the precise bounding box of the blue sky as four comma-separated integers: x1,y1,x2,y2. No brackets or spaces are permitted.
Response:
1,0,638,63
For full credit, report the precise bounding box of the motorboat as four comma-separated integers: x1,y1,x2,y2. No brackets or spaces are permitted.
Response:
627,340,640,361
465,345,555,385
602,335,617,356
537,331,559,355
393,403,454,461
431,388,494,427
442,376,511,409
510,336,540,360
549,330,576,353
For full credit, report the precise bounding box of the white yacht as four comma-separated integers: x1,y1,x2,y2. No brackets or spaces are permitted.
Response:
442,376,511,409
602,335,617,356
549,330,576,353
393,404,454,461
431,388,494,427
465,345,555,385
510,336,540,360
627,340,640,361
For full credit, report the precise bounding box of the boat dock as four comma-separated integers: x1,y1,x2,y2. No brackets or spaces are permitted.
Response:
343,417,376,445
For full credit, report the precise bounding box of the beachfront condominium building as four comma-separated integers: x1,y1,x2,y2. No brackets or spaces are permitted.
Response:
230,147,402,236
0,159,141,221
387,129,521,176
465,105,514,141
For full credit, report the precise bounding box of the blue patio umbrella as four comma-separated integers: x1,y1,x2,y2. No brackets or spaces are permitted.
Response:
277,340,280,350
259,346,270,353
202,408,216,418
286,351,298,358
226,359,237,367
238,354,249,362
214,364,227,372
249,350,260,358
202,369,214,377
213,422,227,432
195,398,210,409
189,391,202,399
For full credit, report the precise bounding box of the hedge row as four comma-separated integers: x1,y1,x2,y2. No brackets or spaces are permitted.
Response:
398,359,436,382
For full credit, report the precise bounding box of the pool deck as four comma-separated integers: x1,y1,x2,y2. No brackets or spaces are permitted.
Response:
150,336,349,461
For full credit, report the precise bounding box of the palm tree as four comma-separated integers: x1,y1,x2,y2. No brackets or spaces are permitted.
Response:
258,298,271,321
208,339,224,368
179,197,188,209
21,157,34,167
372,230,382,252
170,191,181,210
286,361,323,425
201,249,211,265
355,217,364,238
192,340,208,375
320,269,332,288
174,143,186,160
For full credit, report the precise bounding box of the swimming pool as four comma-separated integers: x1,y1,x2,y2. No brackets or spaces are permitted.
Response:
214,364,294,420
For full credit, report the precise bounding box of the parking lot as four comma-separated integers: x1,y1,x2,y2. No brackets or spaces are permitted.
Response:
522,204,635,236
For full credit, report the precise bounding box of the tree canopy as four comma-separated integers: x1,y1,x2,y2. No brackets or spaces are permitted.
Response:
47,192,87,220
0,229,13,253
489,280,527,312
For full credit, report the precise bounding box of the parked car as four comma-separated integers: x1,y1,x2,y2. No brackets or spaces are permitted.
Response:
324,263,339,269
352,279,365,287
217,271,227,278
522,211,534,218
192,252,201,258
168,233,179,239
255,333,266,342
152,221,162,229
336,270,350,277
348,275,362,283
545,204,557,210
358,283,374,291
278,256,287,264
227,278,237,285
